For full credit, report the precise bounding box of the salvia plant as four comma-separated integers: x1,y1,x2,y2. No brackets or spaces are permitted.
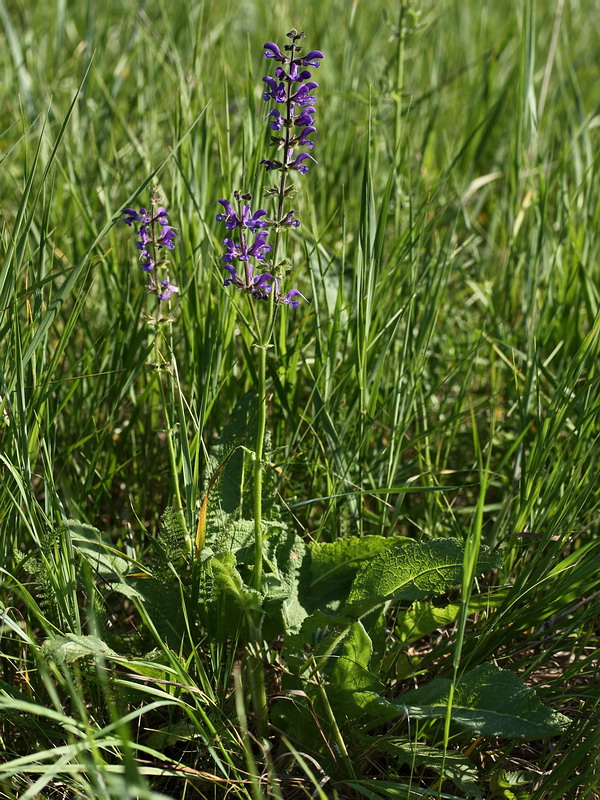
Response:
29,26,574,797
213,29,323,597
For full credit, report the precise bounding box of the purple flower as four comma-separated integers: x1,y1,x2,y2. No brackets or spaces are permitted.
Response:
158,225,177,250
222,237,240,263
217,199,268,232
281,210,300,228
262,76,287,103
302,50,324,68
294,106,316,127
260,158,283,171
297,126,316,149
279,288,307,309
263,42,286,62
216,199,239,229
135,225,151,250
157,279,179,301
275,64,312,83
221,230,271,263
253,272,274,291
221,262,275,301
240,205,267,232
289,153,317,174
248,231,271,260
155,206,169,225
123,208,142,226
292,81,318,106
267,109,284,130
223,264,238,286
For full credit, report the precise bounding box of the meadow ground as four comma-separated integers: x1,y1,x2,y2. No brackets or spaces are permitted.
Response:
1,1,599,798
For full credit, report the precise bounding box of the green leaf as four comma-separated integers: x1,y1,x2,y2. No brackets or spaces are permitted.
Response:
397,601,462,645
284,609,351,660
41,633,118,664
303,535,396,613
329,620,380,692
401,663,570,739
490,770,533,799
123,577,187,648
377,740,483,797
209,551,261,614
204,393,257,515
67,521,186,647
347,539,501,616
263,529,308,631
396,590,506,645
67,520,130,581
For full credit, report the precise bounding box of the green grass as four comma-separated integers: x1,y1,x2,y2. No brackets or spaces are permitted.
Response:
1,0,599,797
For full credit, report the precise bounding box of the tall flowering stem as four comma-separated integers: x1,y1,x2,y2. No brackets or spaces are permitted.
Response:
123,190,189,550
213,31,322,736
215,30,323,594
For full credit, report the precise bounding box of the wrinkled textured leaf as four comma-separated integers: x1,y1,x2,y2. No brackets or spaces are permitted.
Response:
67,520,130,581
67,521,186,647
263,529,307,631
347,539,501,616
203,393,257,515
209,552,262,614
209,515,288,561
401,663,570,738
123,577,187,647
41,634,118,664
284,609,350,660
303,535,397,613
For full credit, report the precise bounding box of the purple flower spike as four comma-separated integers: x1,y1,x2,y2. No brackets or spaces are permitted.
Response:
123,195,180,302
263,42,285,62
212,34,322,310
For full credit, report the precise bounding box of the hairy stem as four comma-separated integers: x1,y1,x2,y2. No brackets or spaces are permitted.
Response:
149,196,189,551
251,341,267,591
